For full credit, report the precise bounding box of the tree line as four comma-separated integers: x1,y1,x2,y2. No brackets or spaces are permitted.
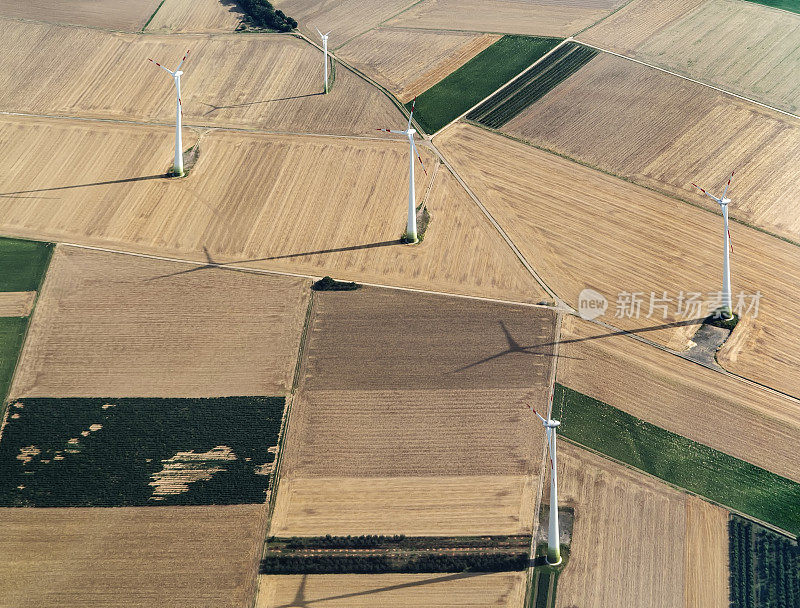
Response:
238,0,297,32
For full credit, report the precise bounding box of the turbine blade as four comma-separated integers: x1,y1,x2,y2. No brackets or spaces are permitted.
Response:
325,30,332,36
149,58,174,76
692,182,721,203
722,169,735,198
315,26,322,37
412,140,427,176
529,404,547,424
177,49,190,71
728,229,733,254
408,97,416,129
376,128,405,134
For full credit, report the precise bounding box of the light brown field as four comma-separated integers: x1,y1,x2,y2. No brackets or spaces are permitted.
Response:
685,496,729,608
271,288,557,535
557,315,800,482
0,19,400,135
502,52,800,242
578,0,704,53
385,0,626,37
0,292,35,317
0,504,266,608
272,0,417,45
339,28,499,102
0,0,162,30
9,246,310,398
145,0,244,33
255,572,527,607
0,115,543,303
555,442,686,608
436,123,800,398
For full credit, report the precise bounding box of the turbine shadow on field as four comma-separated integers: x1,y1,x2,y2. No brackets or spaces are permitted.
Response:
263,240,401,260
273,571,492,607
539,317,707,349
199,93,322,114
0,174,166,196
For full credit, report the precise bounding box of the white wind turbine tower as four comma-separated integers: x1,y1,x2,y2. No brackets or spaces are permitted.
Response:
693,170,735,320
315,27,332,94
377,98,427,243
531,401,561,565
149,50,190,177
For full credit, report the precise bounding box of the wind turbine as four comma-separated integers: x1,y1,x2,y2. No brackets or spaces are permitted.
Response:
530,401,561,565
315,27,332,94
377,98,427,243
692,170,735,320
149,50,190,177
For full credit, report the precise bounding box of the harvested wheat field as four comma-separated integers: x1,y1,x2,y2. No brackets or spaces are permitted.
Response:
0,292,35,317
685,496,729,608
255,572,526,607
0,19,400,135
555,443,685,608
386,0,626,36
503,52,800,241
339,28,499,102
436,123,800,397
10,246,310,398
557,315,800,483
273,0,417,45
0,504,265,608
0,0,162,30
145,0,244,32
577,0,704,53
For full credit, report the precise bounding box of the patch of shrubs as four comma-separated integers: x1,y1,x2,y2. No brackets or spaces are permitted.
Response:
312,276,360,291
238,0,297,32
276,534,406,550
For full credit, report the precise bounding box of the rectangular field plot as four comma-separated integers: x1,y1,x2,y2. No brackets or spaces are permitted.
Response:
500,51,800,242
145,0,244,32
255,572,526,607
0,396,284,507
0,505,265,608
338,28,500,103
0,0,162,31
435,123,800,398
385,0,626,37
11,246,310,398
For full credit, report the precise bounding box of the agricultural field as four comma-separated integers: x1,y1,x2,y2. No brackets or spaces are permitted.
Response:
271,287,557,535
145,0,244,32
255,572,527,607
555,442,728,608
337,28,500,103
0,505,266,608
467,41,598,129
0,292,35,317
0,19,401,135
10,246,310,398
0,0,162,31
435,123,800,397
685,497,729,608
579,0,800,113
500,52,800,241
0,115,543,303
0,395,284,506
409,35,561,134
557,315,800,483
385,0,626,37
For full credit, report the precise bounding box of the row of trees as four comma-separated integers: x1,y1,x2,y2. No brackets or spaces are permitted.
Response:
273,534,407,550
238,0,297,32
260,552,530,574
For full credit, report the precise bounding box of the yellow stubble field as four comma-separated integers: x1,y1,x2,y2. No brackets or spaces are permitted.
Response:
0,19,401,135
338,28,500,102
436,123,800,398
0,0,162,31
502,52,800,242
0,115,543,303
145,0,244,33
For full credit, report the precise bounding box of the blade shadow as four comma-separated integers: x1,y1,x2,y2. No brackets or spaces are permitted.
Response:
534,317,706,350
0,174,167,197
199,93,322,114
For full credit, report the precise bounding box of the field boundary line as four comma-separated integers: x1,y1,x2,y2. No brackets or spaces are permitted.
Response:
577,41,800,121
141,0,165,31
571,0,637,37
433,37,574,138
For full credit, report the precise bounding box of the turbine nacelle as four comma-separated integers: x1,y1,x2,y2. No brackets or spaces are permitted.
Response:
174,70,183,78
719,197,731,206
543,419,561,429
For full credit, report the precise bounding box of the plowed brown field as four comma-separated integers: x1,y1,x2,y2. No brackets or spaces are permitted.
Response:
145,0,244,32
0,115,543,303
386,0,626,36
0,504,266,608
255,572,527,607
10,246,310,398
338,28,499,102
0,292,35,317
436,123,800,398
502,52,800,245
685,496,728,608
0,0,162,30
0,19,400,135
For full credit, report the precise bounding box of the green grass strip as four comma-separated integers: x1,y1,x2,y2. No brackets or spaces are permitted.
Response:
0,317,28,406
407,35,561,134
555,384,800,536
744,0,800,15
0,238,53,292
